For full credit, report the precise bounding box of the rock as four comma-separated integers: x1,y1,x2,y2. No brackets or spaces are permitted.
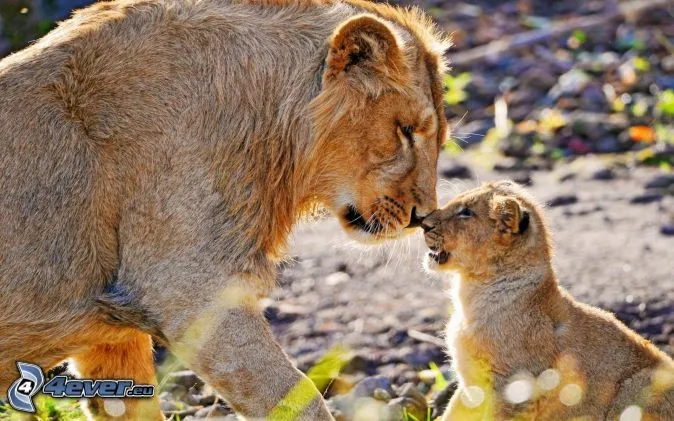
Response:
580,84,607,112
493,159,543,173
630,192,663,204
569,112,628,138
160,383,187,400
387,396,427,421
373,388,392,402
441,163,473,180
520,66,558,90
342,353,377,375
194,404,232,418
661,225,674,236
395,382,427,406
656,75,674,91
353,376,395,399
166,370,204,390
325,271,351,286
164,407,200,418
265,302,307,323
548,195,578,207
578,51,619,73
186,390,217,407
559,172,576,182
374,383,430,421
549,68,590,98
500,134,535,159
662,55,674,73
418,369,438,386
401,344,444,368
595,137,621,153
389,329,408,346
591,168,615,181
618,62,637,86
568,138,592,155
645,174,674,189
512,172,532,186
160,400,179,412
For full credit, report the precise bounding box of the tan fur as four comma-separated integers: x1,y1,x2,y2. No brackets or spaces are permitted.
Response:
0,0,448,419
423,181,674,420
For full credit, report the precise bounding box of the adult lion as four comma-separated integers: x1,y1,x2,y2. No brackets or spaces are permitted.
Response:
0,0,448,419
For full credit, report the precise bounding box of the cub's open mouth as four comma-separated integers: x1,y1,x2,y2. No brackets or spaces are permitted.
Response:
428,250,450,264
344,204,384,235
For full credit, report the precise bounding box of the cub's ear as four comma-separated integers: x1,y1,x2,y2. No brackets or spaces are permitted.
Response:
324,14,405,84
490,195,529,237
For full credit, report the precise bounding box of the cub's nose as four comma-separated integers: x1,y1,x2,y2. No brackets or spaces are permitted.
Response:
420,210,441,233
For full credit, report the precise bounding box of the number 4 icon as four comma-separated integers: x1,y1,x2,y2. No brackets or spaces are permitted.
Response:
16,379,35,395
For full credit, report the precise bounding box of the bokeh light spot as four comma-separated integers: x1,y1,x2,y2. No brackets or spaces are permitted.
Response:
537,368,561,391
103,399,126,417
461,385,485,408
619,405,642,421
559,383,583,406
504,378,533,404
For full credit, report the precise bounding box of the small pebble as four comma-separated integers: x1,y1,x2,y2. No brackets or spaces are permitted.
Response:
661,225,674,236
645,174,674,189
166,371,204,390
441,163,473,180
194,404,232,418
548,195,578,207
630,192,663,204
373,388,392,401
592,168,615,181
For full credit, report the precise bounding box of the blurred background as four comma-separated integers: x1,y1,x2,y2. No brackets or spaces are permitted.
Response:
1,0,673,420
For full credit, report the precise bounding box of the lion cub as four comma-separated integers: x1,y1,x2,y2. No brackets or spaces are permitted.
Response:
422,180,674,421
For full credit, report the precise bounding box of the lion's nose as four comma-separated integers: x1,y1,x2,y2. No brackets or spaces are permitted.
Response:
407,207,424,228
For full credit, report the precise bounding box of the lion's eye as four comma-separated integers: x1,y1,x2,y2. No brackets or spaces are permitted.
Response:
456,207,474,218
401,125,415,143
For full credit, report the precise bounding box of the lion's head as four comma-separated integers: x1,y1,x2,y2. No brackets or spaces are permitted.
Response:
308,8,449,243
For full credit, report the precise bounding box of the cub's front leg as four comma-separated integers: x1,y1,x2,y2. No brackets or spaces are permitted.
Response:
441,386,494,421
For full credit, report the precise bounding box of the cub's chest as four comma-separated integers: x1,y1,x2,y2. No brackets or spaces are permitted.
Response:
446,314,494,388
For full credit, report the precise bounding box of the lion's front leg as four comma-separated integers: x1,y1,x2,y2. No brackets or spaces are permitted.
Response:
161,285,333,421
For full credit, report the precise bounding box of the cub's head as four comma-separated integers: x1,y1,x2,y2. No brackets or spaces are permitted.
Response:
309,9,449,243
422,181,552,278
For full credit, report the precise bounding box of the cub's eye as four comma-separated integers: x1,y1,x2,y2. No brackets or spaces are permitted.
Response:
401,125,415,143
456,207,474,218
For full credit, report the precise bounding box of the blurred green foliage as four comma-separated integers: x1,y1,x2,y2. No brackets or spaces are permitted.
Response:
0,395,84,421
443,73,472,106
0,0,57,54
657,90,674,117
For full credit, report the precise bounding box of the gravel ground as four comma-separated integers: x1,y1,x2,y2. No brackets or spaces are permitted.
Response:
154,154,674,420
1,0,673,419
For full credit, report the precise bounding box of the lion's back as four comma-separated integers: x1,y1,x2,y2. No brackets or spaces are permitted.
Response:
0,0,347,311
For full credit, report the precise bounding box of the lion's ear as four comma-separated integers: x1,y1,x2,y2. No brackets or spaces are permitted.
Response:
324,14,405,84
490,195,528,238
